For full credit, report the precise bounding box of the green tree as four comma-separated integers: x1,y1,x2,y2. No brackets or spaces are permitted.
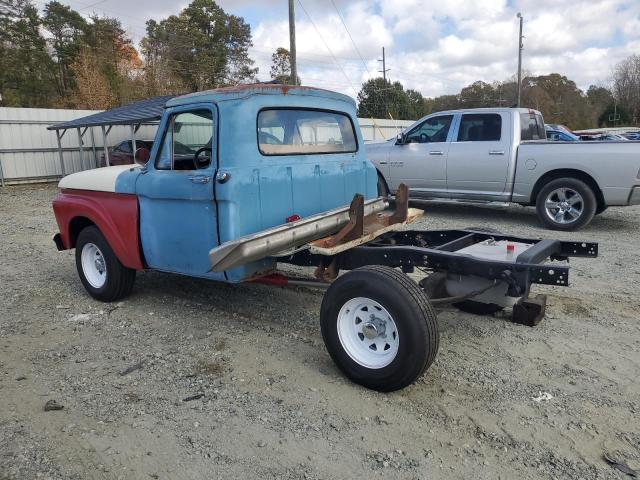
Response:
598,103,632,127
405,89,427,119
0,0,58,107
141,0,257,92
270,47,299,85
357,78,418,120
42,1,88,97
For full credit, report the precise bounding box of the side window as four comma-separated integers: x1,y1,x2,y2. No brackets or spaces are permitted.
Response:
406,115,453,143
118,141,132,154
457,114,502,142
156,109,214,170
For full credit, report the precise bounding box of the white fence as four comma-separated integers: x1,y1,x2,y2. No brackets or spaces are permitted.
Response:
0,107,414,185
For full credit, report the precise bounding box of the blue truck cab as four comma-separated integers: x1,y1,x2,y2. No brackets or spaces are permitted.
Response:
130,85,377,282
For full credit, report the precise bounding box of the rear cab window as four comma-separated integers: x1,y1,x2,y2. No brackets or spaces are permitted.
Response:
520,112,545,140
258,109,357,155
457,114,502,141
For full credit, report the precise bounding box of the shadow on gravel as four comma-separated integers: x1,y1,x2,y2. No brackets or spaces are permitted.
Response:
410,201,636,233
409,200,540,227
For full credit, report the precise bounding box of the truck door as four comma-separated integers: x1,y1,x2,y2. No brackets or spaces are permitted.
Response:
388,114,453,197
135,104,223,278
446,112,512,200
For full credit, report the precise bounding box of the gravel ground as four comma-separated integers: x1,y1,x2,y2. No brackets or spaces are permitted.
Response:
1,183,639,480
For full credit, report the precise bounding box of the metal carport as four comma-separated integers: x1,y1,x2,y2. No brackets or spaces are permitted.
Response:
46,95,175,176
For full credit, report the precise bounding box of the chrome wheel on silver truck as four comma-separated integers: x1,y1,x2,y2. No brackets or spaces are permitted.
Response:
535,178,597,231
320,266,439,392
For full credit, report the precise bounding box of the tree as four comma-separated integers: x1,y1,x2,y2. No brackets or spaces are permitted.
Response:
405,89,427,119
66,15,145,107
586,85,614,126
42,1,88,97
357,78,418,120
612,54,640,125
69,46,114,109
598,102,632,127
0,0,58,107
141,0,257,92
270,47,299,85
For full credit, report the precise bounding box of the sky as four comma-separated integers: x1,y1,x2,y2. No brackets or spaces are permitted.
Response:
36,0,640,99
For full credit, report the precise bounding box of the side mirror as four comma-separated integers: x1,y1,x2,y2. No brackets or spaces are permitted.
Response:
134,147,150,165
396,133,407,145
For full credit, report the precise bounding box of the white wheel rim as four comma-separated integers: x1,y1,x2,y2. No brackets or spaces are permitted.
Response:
81,243,107,288
337,297,400,369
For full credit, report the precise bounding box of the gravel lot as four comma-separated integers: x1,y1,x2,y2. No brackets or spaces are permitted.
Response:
1,183,639,480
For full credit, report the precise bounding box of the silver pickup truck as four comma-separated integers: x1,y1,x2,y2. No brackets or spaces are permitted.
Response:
367,108,640,230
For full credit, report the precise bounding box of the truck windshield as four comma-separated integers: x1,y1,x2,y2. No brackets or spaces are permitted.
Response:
258,109,357,155
520,112,546,141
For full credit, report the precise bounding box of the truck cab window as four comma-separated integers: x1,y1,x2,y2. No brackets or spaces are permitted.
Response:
258,109,357,155
156,110,214,170
457,114,502,142
405,115,453,143
520,112,545,141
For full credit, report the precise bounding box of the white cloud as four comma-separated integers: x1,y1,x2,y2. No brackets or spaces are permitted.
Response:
54,0,640,100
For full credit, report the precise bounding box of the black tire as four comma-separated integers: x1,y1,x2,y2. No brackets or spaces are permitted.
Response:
535,177,596,231
377,173,389,197
320,266,438,392
75,226,136,302
453,300,503,315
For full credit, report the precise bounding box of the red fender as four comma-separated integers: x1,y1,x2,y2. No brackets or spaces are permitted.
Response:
52,189,144,270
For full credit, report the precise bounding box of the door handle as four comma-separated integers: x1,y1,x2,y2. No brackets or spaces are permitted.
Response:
489,150,505,155
216,171,231,184
379,161,388,165
188,175,211,184
429,151,444,155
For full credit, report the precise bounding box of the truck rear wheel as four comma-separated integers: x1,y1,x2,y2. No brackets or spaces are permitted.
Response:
320,266,438,392
535,178,596,231
75,226,136,302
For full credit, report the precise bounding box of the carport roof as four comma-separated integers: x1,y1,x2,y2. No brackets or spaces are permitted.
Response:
47,95,176,131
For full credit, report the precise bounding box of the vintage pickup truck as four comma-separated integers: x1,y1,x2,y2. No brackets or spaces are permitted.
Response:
367,108,640,230
52,85,598,391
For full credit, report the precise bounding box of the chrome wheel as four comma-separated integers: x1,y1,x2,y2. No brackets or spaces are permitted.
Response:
81,242,107,288
544,187,584,225
337,297,399,369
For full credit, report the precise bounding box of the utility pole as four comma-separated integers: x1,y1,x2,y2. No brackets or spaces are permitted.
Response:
288,0,298,85
378,46,389,83
378,47,390,115
516,12,524,107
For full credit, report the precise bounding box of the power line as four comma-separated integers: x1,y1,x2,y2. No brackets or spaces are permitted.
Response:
329,0,374,79
295,0,360,97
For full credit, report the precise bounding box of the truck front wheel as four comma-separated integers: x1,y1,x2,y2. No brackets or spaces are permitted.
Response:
377,173,389,198
535,178,596,230
320,266,439,392
75,226,136,302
